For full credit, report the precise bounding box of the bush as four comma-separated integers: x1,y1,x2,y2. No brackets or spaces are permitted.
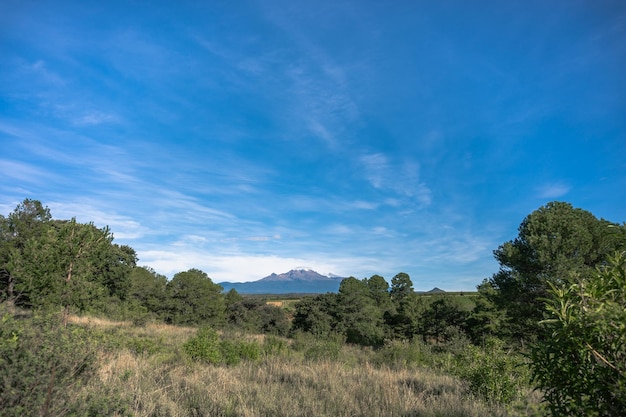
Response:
182,327,261,365
291,331,343,361
263,335,289,357
453,337,530,404
0,305,127,417
372,338,430,369
530,252,626,416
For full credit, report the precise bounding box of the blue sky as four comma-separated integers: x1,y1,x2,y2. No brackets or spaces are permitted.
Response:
1,0,625,290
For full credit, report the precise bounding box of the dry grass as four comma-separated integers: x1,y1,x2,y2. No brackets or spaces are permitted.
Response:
67,315,543,417
92,352,513,417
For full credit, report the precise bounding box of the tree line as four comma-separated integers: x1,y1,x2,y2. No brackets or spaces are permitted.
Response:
1,198,625,415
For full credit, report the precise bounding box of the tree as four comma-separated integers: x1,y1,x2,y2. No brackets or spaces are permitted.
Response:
337,277,385,346
291,293,338,337
1,200,139,319
530,251,626,416
419,296,468,342
0,199,52,305
366,274,393,313
167,269,225,326
466,279,506,344
128,266,169,319
224,288,244,308
486,201,625,341
390,272,413,303
387,273,425,339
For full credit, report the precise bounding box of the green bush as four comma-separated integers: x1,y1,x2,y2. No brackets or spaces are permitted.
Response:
453,337,530,404
182,327,223,364
182,327,261,365
372,338,430,369
530,251,626,417
125,336,163,356
291,331,343,361
263,335,289,357
219,339,260,365
0,306,127,417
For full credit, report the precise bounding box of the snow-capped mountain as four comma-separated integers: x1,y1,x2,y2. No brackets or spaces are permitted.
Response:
219,269,346,294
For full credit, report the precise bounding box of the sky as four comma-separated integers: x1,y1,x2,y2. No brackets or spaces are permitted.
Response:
1,0,625,290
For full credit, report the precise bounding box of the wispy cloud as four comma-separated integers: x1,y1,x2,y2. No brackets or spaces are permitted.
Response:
72,110,119,126
47,201,146,240
359,152,432,207
136,248,381,282
536,182,571,199
0,160,52,184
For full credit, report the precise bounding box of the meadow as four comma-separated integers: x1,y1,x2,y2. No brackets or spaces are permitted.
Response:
1,307,544,417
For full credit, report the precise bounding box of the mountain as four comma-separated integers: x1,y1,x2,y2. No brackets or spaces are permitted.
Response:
219,269,345,294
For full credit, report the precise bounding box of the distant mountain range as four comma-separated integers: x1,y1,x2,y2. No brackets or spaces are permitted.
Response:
219,269,345,294
219,269,446,295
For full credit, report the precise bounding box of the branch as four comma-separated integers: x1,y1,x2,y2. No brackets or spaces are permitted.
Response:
585,342,619,372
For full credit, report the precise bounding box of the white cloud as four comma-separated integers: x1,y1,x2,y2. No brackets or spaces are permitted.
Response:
360,153,388,189
47,201,146,240
73,110,119,126
536,182,571,199
135,249,377,282
0,160,51,183
359,153,432,206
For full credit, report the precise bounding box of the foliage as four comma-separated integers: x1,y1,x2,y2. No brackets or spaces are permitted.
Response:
182,326,261,365
419,296,469,343
466,280,506,344
291,331,344,361
226,298,290,336
372,338,431,369
128,266,170,321
387,273,426,339
454,337,531,405
530,251,626,416
0,200,137,319
291,293,338,336
182,326,223,363
263,335,289,356
167,268,225,326
0,305,127,417
486,201,625,341
337,276,385,346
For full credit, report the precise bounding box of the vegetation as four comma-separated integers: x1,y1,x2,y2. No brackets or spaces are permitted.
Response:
1,198,625,416
530,251,626,416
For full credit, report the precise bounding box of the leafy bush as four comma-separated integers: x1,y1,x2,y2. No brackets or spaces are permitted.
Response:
219,338,260,365
372,338,430,369
0,306,127,417
182,327,223,364
453,337,530,404
291,331,343,361
182,327,261,365
263,335,289,357
530,251,626,416
125,336,163,356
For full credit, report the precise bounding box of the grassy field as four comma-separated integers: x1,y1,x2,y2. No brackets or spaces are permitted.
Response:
3,309,544,417
75,315,541,417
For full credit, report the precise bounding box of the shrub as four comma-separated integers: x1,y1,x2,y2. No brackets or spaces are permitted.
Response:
372,338,429,369
263,335,289,357
454,337,530,404
530,251,626,416
182,327,223,364
182,327,261,365
291,331,343,361
0,306,127,417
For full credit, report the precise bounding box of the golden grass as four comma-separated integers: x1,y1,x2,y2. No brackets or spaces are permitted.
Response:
69,315,543,417
92,352,512,417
